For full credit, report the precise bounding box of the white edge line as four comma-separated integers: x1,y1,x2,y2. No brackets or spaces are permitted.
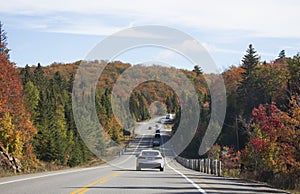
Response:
0,134,147,186
161,134,206,194
0,165,107,185
167,163,207,194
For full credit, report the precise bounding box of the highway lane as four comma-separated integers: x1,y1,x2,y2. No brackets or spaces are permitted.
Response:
0,117,289,194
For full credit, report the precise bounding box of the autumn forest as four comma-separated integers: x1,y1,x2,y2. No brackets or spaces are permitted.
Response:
0,22,299,190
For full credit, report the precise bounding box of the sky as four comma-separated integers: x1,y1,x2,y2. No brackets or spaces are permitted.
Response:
1,0,300,71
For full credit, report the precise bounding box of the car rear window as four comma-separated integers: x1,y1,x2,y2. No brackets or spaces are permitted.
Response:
142,151,159,156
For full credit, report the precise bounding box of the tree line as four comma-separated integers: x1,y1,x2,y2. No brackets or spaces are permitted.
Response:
0,21,299,190
0,21,185,171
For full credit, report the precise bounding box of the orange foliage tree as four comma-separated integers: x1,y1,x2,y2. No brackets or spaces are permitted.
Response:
0,47,37,171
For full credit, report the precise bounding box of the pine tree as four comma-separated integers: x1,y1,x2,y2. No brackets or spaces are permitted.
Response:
33,63,45,89
278,50,286,59
137,93,150,120
129,93,139,121
193,65,203,76
166,96,173,113
0,21,10,59
51,104,68,164
287,53,300,95
20,64,34,84
238,44,260,116
24,81,40,120
171,93,179,113
241,44,260,77
102,89,112,118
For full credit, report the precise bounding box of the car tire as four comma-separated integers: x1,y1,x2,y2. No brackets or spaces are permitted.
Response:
160,167,164,172
136,166,141,171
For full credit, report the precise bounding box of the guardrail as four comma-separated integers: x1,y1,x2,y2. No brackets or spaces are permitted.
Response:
176,156,222,176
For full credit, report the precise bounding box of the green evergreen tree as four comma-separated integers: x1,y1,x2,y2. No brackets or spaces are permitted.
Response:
19,63,95,167
67,136,83,167
51,104,68,164
137,93,150,120
33,63,45,90
129,92,139,121
67,73,75,93
0,21,10,58
278,50,286,59
287,53,300,95
171,93,179,113
193,65,203,76
20,64,34,84
24,81,40,120
166,95,173,113
241,44,260,77
102,89,112,118
238,44,260,115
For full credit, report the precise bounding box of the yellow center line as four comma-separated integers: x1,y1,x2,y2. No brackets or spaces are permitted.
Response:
70,171,124,194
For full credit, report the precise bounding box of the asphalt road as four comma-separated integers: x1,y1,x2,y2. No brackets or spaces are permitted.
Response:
0,117,289,194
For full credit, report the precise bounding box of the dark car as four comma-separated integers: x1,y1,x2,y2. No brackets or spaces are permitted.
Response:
154,133,160,138
153,138,160,147
153,133,161,147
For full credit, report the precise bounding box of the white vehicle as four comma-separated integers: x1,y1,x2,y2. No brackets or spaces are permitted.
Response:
166,114,171,120
166,113,174,120
136,150,165,171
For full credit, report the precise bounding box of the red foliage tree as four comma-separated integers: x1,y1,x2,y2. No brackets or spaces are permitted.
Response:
242,101,300,189
0,45,37,171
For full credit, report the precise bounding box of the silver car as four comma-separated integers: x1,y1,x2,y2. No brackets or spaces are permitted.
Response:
136,150,165,171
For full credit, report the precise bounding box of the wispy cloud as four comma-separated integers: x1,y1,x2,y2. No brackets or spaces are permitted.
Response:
1,0,299,68
2,0,300,38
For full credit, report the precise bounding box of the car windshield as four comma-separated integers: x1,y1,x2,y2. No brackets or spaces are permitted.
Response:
142,151,159,156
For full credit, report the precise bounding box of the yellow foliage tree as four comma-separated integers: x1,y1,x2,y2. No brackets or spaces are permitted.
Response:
0,113,23,158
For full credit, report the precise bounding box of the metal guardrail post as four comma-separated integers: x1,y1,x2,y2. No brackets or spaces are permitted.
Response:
210,159,213,174
214,159,218,175
218,160,222,176
211,159,213,174
207,159,211,174
192,159,195,170
200,159,204,172
199,159,201,172
176,156,222,177
212,159,214,175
